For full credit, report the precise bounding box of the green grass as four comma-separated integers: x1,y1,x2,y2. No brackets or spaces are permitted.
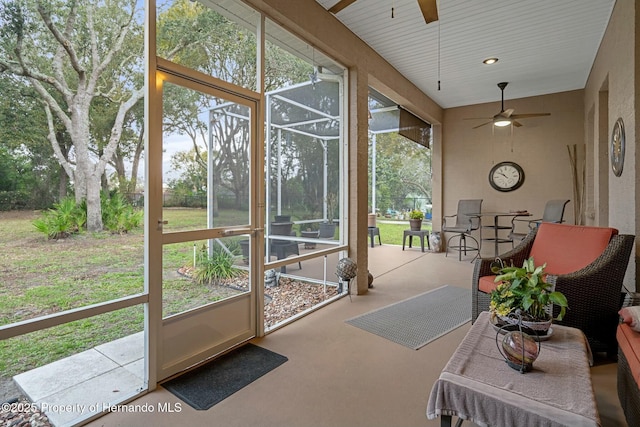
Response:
375,220,432,245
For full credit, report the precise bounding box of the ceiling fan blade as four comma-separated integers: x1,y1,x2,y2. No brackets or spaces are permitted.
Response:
472,121,492,129
463,117,493,120
328,0,357,14
417,0,439,24
510,113,551,119
502,108,514,118
513,121,523,127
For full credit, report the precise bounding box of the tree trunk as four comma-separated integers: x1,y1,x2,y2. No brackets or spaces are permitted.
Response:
58,166,68,200
85,174,103,231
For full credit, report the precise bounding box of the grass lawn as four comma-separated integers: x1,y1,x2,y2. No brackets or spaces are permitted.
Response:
374,220,433,245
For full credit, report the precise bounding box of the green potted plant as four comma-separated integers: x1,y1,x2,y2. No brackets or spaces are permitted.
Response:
409,209,424,231
489,257,568,334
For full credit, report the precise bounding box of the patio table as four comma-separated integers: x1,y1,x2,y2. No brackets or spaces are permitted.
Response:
470,211,531,257
426,311,599,427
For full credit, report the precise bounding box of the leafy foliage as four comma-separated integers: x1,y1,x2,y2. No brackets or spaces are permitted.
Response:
409,209,424,220
490,257,568,321
32,197,86,239
33,192,141,238
369,132,432,214
101,192,143,234
193,242,241,285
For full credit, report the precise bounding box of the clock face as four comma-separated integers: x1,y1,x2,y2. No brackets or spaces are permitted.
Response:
489,162,525,192
611,117,625,177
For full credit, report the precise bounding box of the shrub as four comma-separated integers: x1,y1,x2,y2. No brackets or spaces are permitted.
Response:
32,197,86,239
193,242,241,285
33,192,142,238
102,192,143,234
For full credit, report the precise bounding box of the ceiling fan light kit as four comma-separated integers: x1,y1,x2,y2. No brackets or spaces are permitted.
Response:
465,82,551,129
494,119,511,127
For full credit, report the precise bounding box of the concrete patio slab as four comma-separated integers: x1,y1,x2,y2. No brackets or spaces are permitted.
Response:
14,348,120,402
38,367,144,427
122,358,145,379
95,331,144,366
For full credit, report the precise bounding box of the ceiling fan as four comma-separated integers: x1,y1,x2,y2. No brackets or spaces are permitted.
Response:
328,0,438,24
466,82,551,129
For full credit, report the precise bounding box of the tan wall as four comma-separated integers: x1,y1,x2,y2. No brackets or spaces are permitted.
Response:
441,90,582,258
584,0,638,289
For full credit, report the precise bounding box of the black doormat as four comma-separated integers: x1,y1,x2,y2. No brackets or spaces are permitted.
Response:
162,343,288,410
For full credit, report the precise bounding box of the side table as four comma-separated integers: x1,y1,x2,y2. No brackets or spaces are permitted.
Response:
368,226,381,248
402,229,430,252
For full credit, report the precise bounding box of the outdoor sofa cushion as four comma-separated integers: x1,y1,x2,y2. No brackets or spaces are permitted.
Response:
478,223,617,294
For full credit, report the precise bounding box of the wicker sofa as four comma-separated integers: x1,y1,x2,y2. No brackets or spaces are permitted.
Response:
472,222,634,355
617,322,640,426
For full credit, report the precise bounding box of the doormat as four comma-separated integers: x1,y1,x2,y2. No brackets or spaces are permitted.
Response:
345,285,470,350
162,343,288,410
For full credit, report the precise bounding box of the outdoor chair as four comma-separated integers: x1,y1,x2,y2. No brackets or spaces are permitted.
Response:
472,222,634,355
269,221,301,272
442,199,482,261
509,199,570,243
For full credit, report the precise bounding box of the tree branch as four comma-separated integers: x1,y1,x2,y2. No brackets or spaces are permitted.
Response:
36,1,85,79
95,86,144,176
43,103,74,180
27,77,73,130
87,2,136,96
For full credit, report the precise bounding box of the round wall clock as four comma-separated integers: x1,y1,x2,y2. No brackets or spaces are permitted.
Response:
489,161,525,192
611,117,625,177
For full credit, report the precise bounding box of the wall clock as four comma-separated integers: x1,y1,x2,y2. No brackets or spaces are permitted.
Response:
611,117,625,177
489,161,525,192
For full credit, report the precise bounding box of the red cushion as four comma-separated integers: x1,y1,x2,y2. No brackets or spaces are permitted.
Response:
529,223,617,275
618,324,640,388
479,275,499,293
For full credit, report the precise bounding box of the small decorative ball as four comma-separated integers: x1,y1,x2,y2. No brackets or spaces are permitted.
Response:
336,257,357,281
502,330,539,372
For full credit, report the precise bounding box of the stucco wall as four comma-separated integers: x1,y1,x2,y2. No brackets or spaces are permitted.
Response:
584,0,637,289
441,90,582,259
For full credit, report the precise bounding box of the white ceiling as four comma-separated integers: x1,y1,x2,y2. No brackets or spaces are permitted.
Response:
316,0,615,109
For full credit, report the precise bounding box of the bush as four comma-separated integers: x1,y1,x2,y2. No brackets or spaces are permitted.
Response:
0,190,30,210
32,197,86,239
102,192,143,234
33,192,142,238
193,242,241,285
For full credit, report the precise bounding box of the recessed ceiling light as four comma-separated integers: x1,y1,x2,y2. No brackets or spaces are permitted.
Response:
483,57,499,65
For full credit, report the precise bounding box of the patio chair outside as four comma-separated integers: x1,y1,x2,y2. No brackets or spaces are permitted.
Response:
509,199,570,243
442,199,482,261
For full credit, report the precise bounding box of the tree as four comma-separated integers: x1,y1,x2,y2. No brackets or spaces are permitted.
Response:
370,132,432,212
0,0,143,230
159,1,312,212
0,74,65,208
